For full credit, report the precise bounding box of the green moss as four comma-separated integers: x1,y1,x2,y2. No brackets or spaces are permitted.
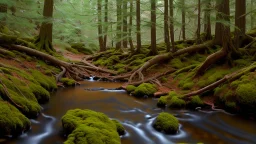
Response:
170,58,184,69
29,83,50,103
225,101,236,112
117,68,126,74
126,85,136,93
66,47,79,54
0,101,30,137
160,77,168,83
62,109,122,144
153,112,179,134
61,78,76,86
168,91,178,97
129,59,144,66
188,96,204,109
168,96,186,109
236,83,256,106
30,70,57,90
111,120,125,135
70,43,94,54
157,96,168,107
0,67,12,75
234,59,250,67
133,83,157,97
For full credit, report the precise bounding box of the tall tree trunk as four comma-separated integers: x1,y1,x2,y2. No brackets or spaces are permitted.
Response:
196,0,201,43
251,0,254,29
181,0,186,41
164,0,171,52
123,0,128,48
234,0,246,48
169,0,175,52
0,3,7,28
116,0,122,50
196,0,233,76
136,0,141,53
103,0,108,50
129,0,135,53
149,0,158,56
35,0,55,54
98,0,105,52
204,0,212,41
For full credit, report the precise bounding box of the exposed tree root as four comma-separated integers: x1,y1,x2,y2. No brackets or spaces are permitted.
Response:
0,78,23,109
129,40,214,82
56,66,66,82
1,44,117,80
182,62,256,98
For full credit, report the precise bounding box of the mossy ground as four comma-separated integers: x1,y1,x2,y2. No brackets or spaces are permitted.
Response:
61,109,124,144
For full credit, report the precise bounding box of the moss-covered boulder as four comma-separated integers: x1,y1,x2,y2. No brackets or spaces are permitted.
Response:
153,112,179,134
126,85,136,94
0,101,30,137
133,83,157,97
60,78,76,86
30,70,57,91
187,96,204,109
236,83,256,111
62,109,124,144
168,96,186,109
157,96,168,107
112,120,125,135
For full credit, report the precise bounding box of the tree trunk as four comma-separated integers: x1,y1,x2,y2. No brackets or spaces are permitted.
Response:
0,3,7,28
136,0,141,53
129,0,135,53
196,0,233,76
196,0,201,43
234,0,246,48
204,0,212,41
98,0,105,52
169,0,175,52
181,0,186,41
116,0,122,50
35,0,55,54
164,0,171,52
251,0,254,29
103,0,108,50
122,0,128,48
149,0,158,56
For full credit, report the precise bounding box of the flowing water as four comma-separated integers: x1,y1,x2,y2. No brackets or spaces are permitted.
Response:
2,79,256,144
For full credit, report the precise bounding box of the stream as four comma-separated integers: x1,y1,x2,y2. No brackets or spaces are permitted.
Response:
2,79,256,144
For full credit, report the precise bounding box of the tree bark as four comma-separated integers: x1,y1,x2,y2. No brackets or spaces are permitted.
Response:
98,0,105,52
169,0,175,52
234,0,246,48
136,0,141,53
203,0,212,41
35,0,55,54
251,0,254,29
196,0,201,43
149,0,158,56
181,0,186,40
129,0,135,53
164,0,171,52
116,0,122,50
103,0,108,50
123,0,128,48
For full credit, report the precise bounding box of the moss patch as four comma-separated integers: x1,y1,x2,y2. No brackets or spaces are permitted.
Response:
30,70,57,90
126,85,136,94
236,83,256,108
187,96,204,109
61,78,76,86
168,96,186,109
133,83,157,97
0,101,30,137
157,96,168,107
62,109,123,144
153,112,179,134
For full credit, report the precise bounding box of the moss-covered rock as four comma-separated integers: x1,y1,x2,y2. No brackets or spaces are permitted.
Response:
236,83,256,108
157,96,168,107
60,78,76,86
29,83,50,103
168,96,186,109
126,85,136,94
153,112,179,134
133,83,157,97
0,101,30,137
187,96,204,109
112,120,125,135
62,109,124,144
